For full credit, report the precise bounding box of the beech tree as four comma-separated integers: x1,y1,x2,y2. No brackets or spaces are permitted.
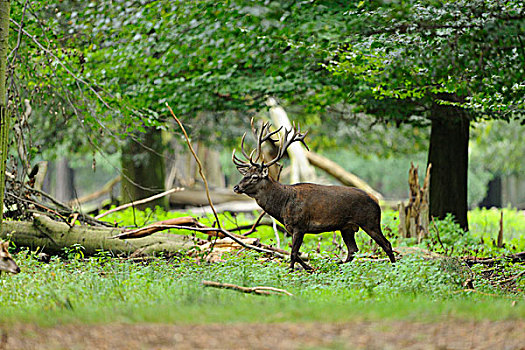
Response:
323,0,524,230
9,1,524,228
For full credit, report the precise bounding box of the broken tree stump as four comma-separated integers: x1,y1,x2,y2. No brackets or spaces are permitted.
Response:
398,163,431,242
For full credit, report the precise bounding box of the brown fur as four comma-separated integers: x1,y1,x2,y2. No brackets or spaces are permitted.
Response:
234,167,396,270
0,241,21,274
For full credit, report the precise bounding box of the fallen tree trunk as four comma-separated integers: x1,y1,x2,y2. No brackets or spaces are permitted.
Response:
0,215,193,256
169,188,248,207
68,175,121,207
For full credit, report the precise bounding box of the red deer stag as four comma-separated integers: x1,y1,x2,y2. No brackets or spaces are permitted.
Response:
232,121,396,270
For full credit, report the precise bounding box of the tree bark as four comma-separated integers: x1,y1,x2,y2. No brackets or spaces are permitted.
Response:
0,0,10,232
399,163,431,241
55,157,75,202
121,127,167,210
428,95,469,231
266,97,316,183
0,215,192,256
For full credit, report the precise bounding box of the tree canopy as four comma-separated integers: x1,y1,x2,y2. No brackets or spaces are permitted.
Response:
327,0,524,120
7,0,525,225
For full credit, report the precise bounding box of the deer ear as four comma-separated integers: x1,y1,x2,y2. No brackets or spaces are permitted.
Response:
261,167,269,178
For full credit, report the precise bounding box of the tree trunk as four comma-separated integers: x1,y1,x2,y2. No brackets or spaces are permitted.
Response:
428,95,469,231
0,215,192,256
266,97,316,183
55,157,75,202
398,163,431,241
0,1,10,231
121,127,167,210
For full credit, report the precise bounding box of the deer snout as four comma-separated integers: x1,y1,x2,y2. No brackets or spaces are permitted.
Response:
233,185,241,193
13,266,21,274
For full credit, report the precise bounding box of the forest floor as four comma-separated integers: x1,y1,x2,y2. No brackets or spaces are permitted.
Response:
2,319,525,350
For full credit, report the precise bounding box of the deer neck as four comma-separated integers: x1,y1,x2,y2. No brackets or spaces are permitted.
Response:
254,178,293,222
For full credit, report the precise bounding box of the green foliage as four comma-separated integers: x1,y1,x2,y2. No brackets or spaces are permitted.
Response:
470,119,525,176
1,247,523,325
62,244,86,260
2,207,524,325
327,0,525,119
468,207,525,252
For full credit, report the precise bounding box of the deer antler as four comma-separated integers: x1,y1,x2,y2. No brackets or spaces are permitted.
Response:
264,122,309,167
233,119,309,173
252,119,282,163
232,149,250,171
232,131,259,173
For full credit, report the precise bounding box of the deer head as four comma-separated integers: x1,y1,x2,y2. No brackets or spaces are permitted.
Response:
232,119,309,196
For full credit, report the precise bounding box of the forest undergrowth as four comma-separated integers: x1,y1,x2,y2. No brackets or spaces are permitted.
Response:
0,208,523,325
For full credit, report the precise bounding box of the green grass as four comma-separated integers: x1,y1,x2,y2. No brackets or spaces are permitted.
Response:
1,250,523,326
468,207,525,250
1,207,524,326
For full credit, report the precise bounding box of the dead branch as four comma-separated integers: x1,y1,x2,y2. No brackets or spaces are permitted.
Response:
431,217,447,254
202,280,293,296
240,211,266,236
95,188,183,220
110,217,213,239
166,103,221,229
499,270,525,285
69,176,121,206
115,222,288,260
451,288,523,300
10,185,113,227
464,251,525,266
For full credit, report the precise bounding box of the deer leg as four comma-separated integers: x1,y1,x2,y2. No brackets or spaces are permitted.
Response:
340,228,358,263
362,225,396,263
290,231,312,271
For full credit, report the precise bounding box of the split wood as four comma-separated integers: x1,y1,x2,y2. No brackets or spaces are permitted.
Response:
95,188,183,219
202,280,293,296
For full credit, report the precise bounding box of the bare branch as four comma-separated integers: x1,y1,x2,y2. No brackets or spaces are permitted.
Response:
202,280,293,296
95,188,183,220
166,103,222,230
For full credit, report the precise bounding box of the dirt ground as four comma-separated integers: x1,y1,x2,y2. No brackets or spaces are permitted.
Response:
1,320,524,350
